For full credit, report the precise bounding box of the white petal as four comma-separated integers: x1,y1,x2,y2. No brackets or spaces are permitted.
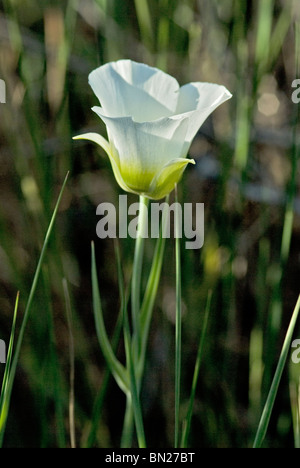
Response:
148,157,195,200
176,82,232,146
73,132,136,195
92,107,190,189
89,60,180,122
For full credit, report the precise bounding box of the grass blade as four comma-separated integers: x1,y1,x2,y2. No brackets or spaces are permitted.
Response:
114,239,146,448
254,0,274,79
181,290,212,448
86,241,130,448
289,377,300,448
253,294,300,448
138,196,169,378
62,278,76,449
133,0,153,50
0,292,19,446
86,314,124,448
0,171,69,446
91,242,129,394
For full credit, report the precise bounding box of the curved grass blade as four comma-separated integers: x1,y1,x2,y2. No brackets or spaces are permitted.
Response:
62,278,76,449
86,242,129,448
114,239,146,448
85,310,124,448
138,196,169,378
181,290,212,448
253,294,300,448
0,292,19,446
133,0,153,50
91,242,129,394
0,171,69,446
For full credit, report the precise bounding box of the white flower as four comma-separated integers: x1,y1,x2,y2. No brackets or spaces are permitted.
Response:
74,59,232,200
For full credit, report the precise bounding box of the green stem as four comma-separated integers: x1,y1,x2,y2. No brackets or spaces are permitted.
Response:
138,196,169,380
123,293,147,448
121,395,134,448
175,186,182,448
131,196,149,359
115,237,146,448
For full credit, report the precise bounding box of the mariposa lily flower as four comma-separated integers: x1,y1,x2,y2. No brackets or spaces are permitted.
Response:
74,59,232,200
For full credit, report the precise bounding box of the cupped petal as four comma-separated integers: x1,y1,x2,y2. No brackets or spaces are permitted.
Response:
176,82,232,147
89,59,180,122
73,132,194,200
147,158,196,200
92,107,190,192
72,132,137,195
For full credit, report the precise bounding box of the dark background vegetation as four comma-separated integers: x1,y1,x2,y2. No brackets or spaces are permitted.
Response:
0,0,299,448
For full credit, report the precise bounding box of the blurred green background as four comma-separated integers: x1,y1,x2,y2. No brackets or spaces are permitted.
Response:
0,0,299,448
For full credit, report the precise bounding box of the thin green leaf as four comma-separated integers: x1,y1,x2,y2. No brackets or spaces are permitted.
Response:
91,241,129,394
62,278,76,449
138,196,169,378
115,239,146,448
86,310,124,448
253,294,300,448
181,291,212,448
134,0,154,50
87,242,131,448
0,172,69,447
0,292,19,446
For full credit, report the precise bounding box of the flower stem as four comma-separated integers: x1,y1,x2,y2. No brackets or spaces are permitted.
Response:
131,195,149,359
138,196,169,380
116,229,147,448
174,186,182,448
121,395,134,448
124,289,147,448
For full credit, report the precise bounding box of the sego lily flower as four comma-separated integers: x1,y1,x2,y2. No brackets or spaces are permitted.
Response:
74,59,232,200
